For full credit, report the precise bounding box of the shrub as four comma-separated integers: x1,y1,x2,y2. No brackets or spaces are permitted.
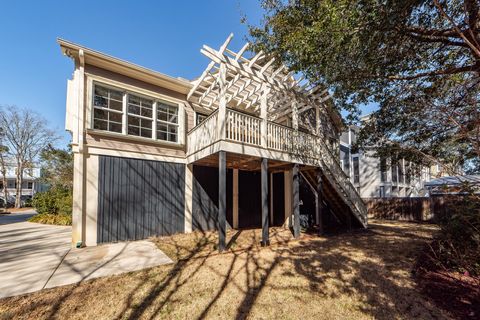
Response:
431,189,480,276
32,186,72,216
29,213,72,226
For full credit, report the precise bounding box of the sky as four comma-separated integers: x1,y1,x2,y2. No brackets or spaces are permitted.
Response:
0,1,264,147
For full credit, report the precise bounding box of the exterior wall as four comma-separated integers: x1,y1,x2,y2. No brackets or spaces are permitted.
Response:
97,156,185,243
358,151,381,198
340,127,431,198
67,56,193,246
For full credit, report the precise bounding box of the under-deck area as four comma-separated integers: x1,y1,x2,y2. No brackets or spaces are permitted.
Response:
189,151,363,251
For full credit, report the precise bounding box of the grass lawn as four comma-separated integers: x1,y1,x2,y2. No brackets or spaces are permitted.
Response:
0,220,451,320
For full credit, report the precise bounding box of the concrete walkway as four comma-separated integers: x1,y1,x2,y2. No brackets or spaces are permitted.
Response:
0,211,172,299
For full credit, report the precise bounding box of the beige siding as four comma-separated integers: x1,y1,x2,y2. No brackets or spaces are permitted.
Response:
85,132,186,158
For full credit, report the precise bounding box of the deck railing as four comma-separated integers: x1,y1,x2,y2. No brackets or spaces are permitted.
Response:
226,109,262,146
186,107,367,226
187,109,219,155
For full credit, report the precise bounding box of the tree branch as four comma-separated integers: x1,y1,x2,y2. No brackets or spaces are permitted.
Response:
433,0,480,58
387,63,479,80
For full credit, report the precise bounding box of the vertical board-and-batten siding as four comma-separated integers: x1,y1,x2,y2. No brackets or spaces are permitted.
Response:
97,156,185,243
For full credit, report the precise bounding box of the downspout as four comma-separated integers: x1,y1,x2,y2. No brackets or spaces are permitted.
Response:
72,49,86,248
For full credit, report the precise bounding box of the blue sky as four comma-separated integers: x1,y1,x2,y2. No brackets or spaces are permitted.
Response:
0,1,376,148
0,1,264,147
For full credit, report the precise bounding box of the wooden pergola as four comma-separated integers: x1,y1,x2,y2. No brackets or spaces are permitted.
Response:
187,33,335,133
186,34,344,251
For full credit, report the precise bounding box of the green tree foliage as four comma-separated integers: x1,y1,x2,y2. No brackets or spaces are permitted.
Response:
249,0,480,172
31,144,73,224
39,144,74,189
32,185,72,216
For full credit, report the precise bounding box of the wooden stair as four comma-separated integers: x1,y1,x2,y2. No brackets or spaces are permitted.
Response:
301,163,367,229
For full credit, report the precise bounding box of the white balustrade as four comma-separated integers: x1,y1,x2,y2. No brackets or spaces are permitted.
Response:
225,109,262,146
187,110,219,155
186,107,367,226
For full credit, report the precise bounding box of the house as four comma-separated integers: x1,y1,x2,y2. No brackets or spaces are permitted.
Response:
59,34,367,250
0,158,41,202
425,175,480,194
340,126,432,198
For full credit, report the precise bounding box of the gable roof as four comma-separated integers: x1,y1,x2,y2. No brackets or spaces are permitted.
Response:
57,39,192,94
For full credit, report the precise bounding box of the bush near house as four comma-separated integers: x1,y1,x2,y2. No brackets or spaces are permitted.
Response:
432,191,480,276
29,186,72,226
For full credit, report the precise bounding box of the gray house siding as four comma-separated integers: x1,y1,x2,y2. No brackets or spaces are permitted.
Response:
97,156,185,243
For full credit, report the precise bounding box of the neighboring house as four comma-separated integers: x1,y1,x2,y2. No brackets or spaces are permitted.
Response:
59,35,368,250
0,159,41,198
340,126,431,198
425,175,480,194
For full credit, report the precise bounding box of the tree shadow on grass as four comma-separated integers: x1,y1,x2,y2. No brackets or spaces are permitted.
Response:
0,221,449,320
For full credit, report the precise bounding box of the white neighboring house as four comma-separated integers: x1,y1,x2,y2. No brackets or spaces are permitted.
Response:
0,159,41,198
339,126,431,198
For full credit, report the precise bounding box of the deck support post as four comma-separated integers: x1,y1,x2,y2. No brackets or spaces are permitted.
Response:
316,168,324,235
218,151,226,252
293,163,300,238
261,158,269,246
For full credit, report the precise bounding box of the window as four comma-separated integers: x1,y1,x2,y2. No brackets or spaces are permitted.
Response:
27,182,33,189
93,85,123,133
157,102,179,142
91,82,182,144
353,157,360,184
128,94,153,138
392,161,398,183
380,158,387,182
405,162,411,185
196,113,208,125
379,186,385,198
398,159,405,184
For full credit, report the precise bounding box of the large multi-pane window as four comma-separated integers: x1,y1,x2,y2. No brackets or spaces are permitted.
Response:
157,102,179,142
353,157,360,184
398,159,405,184
380,158,387,182
93,85,123,133
128,94,153,138
391,160,398,183
92,82,180,143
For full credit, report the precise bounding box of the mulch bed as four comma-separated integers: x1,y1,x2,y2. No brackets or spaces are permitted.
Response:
414,243,480,319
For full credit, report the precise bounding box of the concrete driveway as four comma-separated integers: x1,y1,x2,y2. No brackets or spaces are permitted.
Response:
0,211,172,299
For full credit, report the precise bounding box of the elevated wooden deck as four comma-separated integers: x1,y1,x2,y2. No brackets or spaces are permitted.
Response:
186,107,368,229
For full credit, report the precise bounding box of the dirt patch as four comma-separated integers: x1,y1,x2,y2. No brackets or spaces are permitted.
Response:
0,221,451,320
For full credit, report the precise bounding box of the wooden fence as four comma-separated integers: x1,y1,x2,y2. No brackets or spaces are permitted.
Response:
364,195,464,222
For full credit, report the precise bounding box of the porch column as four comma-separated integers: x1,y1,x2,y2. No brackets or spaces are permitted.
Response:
292,101,299,130
293,163,300,238
217,63,227,140
261,158,269,246
316,168,324,235
260,85,269,148
218,151,226,252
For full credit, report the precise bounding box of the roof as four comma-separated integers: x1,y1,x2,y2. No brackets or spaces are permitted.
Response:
424,175,480,187
57,39,192,94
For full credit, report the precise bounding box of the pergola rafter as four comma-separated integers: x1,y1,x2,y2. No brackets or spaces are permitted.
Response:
187,33,339,133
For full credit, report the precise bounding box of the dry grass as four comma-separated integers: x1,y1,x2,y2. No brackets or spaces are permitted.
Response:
0,220,452,320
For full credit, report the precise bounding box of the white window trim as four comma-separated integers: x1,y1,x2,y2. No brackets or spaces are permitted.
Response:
87,76,185,146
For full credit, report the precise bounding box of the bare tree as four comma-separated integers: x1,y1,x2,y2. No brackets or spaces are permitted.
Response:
0,106,58,208
0,128,9,209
